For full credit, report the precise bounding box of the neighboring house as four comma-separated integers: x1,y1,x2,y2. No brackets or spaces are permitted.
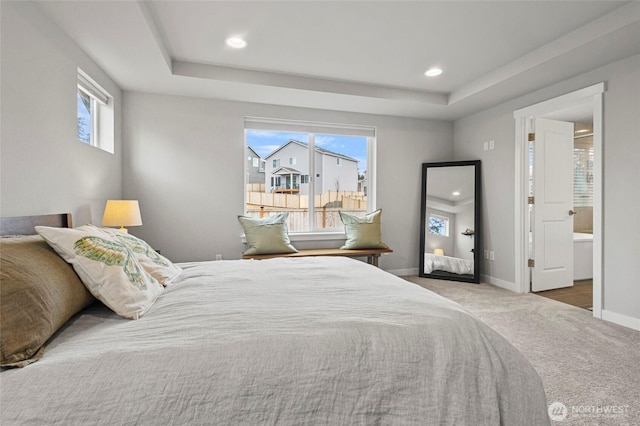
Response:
263,140,358,195
246,146,265,185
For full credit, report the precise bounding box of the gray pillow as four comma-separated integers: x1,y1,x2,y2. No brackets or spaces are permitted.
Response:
339,209,389,250
238,212,298,255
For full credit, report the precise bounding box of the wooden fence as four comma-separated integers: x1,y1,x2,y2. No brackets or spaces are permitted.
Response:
246,189,366,209
246,183,265,192
245,189,367,232
244,208,365,233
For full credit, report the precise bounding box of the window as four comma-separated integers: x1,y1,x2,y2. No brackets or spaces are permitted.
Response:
244,118,376,233
77,69,113,153
252,157,260,168
429,215,449,236
574,139,594,207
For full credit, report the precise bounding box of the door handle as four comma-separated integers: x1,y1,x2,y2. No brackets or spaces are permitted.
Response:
568,210,577,216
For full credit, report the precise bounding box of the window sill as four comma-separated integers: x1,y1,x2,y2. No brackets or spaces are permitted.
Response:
241,231,346,244
289,232,346,242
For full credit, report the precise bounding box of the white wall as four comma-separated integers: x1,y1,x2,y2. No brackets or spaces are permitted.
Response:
0,1,122,225
454,54,640,324
122,92,453,272
454,203,475,261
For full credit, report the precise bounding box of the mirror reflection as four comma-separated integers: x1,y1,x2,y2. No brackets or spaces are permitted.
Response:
419,160,481,283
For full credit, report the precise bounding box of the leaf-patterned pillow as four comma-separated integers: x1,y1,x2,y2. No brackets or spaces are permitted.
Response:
99,228,182,286
35,225,163,319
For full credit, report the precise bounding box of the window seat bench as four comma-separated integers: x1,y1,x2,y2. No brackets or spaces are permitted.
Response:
242,247,393,267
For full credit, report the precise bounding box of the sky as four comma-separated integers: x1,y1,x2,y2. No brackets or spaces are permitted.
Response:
246,130,367,172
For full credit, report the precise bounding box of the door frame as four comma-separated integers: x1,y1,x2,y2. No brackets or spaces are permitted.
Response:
513,82,605,318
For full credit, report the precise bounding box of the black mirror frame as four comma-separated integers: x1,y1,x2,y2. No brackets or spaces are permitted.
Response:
419,160,481,284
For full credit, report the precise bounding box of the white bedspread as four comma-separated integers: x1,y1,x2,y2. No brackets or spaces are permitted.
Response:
1,257,548,425
424,252,474,275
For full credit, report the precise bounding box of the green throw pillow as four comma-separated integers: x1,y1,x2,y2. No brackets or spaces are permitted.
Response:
238,212,298,255
339,209,389,250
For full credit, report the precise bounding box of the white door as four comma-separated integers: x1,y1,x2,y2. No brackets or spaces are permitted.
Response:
531,118,575,292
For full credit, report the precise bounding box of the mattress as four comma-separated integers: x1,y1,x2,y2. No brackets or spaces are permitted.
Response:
424,252,474,275
0,257,548,425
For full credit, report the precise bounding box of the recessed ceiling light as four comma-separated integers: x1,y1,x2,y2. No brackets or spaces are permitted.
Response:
425,67,443,77
452,191,460,196
226,37,247,49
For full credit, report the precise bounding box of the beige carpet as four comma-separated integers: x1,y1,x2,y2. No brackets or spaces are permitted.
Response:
404,276,640,426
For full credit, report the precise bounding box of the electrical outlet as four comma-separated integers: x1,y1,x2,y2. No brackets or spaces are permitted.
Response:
215,254,223,261
489,140,495,150
489,251,495,261
483,141,489,151
484,249,489,259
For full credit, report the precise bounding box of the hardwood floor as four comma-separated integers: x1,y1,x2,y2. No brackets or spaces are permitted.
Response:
535,280,593,309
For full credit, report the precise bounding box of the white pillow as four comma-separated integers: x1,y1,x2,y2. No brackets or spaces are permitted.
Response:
35,225,163,319
99,227,182,286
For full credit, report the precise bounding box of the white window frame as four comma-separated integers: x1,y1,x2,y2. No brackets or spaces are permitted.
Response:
244,117,377,240
77,68,113,153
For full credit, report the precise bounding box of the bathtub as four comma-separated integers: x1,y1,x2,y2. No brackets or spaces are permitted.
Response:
574,232,593,280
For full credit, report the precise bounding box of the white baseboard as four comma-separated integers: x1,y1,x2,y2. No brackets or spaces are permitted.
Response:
480,274,520,293
387,268,419,277
601,309,640,331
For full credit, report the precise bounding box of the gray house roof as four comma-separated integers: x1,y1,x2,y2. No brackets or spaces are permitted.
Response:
246,145,262,159
264,140,358,163
272,166,301,175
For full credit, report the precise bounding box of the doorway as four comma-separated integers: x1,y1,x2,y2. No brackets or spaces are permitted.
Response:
513,83,605,318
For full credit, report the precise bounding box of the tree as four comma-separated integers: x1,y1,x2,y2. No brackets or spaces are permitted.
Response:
77,117,90,143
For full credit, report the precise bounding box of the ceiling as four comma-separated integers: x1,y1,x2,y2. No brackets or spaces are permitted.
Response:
36,1,640,120
426,165,476,205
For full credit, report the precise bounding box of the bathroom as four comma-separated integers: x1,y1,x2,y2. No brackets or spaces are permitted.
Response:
572,121,594,283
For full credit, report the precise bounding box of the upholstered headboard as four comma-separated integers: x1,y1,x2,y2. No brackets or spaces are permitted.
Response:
0,213,72,236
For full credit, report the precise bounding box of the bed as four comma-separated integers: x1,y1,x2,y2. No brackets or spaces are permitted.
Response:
0,214,550,425
424,252,474,275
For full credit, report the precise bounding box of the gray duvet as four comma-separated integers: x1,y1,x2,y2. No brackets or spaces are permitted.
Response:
1,257,549,425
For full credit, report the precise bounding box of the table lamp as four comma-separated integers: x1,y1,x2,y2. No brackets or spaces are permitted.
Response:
102,200,142,233
434,248,445,256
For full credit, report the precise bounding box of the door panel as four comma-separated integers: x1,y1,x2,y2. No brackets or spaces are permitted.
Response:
531,118,574,292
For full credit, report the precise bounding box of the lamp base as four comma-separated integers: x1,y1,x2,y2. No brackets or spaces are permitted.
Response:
117,226,129,234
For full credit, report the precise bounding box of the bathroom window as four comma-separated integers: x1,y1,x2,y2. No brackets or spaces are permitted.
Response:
573,140,594,207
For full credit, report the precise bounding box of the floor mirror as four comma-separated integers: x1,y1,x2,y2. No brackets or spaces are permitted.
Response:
419,160,481,283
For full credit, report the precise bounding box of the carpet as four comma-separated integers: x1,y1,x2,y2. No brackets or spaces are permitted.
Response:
404,276,640,425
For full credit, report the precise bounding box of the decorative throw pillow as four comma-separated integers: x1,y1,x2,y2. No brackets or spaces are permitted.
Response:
99,227,182,286
339,209,389,250
0,235,95,367
35,225,163,320
238,212,298,255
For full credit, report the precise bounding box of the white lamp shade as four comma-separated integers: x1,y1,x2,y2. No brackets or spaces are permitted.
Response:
102,200,142,230
434,248,445,256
